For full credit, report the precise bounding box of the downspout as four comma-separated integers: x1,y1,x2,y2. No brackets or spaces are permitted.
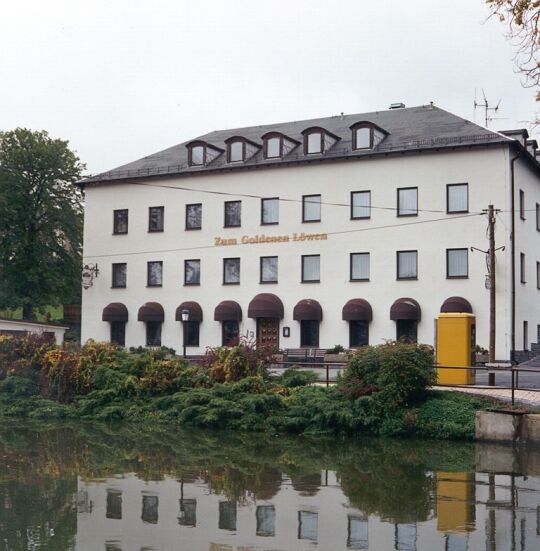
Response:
510,148,521,362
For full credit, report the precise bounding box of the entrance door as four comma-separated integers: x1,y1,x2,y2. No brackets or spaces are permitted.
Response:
257,318,279,349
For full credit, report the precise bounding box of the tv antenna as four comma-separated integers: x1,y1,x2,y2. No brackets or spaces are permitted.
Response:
474,89,502,127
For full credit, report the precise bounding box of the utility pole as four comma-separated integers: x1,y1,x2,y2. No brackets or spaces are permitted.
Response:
488,205,496,363
472,205,503,363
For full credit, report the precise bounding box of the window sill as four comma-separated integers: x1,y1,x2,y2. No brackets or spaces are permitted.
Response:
351,216,371,221
447,210,469,215
184,283,200,286
112,232,128,236
185,227,202,231
446,276,468,279
111,286,127,289
148,229,164,233
260,280,278,284
224,225,241,229
261,222,279,226
397,277,418,281
301,280,320,283
397,213,418,218
146,284,163,288
350,279,369,282
302,219,321,224
223,282,240,285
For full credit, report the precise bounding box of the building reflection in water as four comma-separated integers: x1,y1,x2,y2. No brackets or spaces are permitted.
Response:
107,490,122,520
347,514,368,549
218,501,237,531
395,523,417,551
141,495,159,525
297,510,318,541
255,505,275,537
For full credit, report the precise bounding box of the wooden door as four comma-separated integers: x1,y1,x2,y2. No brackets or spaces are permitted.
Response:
257,318,279,349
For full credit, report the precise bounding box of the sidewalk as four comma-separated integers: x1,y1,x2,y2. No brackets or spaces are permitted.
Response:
433,385,540,408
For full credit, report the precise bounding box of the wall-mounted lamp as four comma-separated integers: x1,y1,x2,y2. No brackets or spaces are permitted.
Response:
81,263,100,290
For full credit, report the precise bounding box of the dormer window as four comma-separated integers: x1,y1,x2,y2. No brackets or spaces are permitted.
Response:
261,132,300,159
186,140,223,167
225,136,261,163
302,127,340,155
350,122,388,150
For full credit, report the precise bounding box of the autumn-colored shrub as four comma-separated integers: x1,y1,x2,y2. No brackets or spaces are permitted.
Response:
0,333,56,380
202,340,275,383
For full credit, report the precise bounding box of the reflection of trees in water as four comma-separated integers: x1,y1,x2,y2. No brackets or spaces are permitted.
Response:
0,477,76,551
0,421,479,530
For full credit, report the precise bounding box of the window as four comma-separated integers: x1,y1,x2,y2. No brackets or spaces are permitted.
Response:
351,191,371,219
300,320,319,347
537,261,540,289
178,499,196,527
260,256,278,283
350,253,370,281
222,320,239,346
190,145,205,166
261,197,279,224
106,490,122,520
256,505,276,537
148,206,164,232
113,209,128,234
397,188,418,216
536,203,540,230
302,255,320,282
298,511,318,541
141,495,159,524
354,127,371,149
302,194,321,222
349,321,369,348
186,203,202,230
396,320,417,343
229,141,243,162
110,321,126,346
223,258,240,284
447,249,468,278
184,321,199,347
219,501,237,531
266,137,281,158
447,184,468,214
307,132,322,154
184,259,200,285
112,263,127,288
520,189,526,220
521,252,526,283
147,261,163,287
395,523,417,551
146,321,162,347
397,250,418,279
224,200,241,227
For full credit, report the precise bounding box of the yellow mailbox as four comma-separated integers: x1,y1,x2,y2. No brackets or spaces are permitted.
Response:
436,471,476,533
436,313,476,385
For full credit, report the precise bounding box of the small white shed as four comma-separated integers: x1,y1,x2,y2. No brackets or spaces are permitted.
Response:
0,318,69,344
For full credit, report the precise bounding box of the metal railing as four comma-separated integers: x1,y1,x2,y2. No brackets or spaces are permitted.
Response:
269,362,540,405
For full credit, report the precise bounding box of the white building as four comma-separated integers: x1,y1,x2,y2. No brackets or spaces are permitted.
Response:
79,104,540,361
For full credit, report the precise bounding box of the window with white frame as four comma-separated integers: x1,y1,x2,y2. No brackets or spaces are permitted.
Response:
147,261,163,286
184,259,200,285
223,258,240,284
261,197,279,224
260,256,278,283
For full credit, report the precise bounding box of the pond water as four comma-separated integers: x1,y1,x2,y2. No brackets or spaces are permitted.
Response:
0,423,539,551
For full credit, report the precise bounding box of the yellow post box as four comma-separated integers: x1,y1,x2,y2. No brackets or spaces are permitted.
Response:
436,471,476,533
436,313,476,385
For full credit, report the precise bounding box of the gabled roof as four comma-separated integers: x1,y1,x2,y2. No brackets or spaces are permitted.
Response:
79,105,514,185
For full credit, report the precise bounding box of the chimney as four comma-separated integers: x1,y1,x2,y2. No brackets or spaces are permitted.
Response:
389,102,406,110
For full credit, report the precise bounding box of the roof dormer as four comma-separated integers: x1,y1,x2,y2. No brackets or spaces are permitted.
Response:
224,136,261,163
301,126,340,155
350,121,388,150
186,140,224,167
261,132,300,159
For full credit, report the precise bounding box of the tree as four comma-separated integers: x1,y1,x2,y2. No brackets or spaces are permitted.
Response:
0,128,85,319
487,1,540,101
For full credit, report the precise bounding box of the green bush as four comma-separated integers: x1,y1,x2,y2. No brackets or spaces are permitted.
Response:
340,341,435,408
280,368,319,388
327,344,345,354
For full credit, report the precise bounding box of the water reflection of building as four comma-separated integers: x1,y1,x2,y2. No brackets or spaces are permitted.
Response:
75,468,540,551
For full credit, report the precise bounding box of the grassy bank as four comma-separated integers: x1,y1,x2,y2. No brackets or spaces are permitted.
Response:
0,336,499,440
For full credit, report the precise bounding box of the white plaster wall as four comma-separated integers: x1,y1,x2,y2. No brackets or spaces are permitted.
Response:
81,147,516,357
511,154,540,351
0,319,67,344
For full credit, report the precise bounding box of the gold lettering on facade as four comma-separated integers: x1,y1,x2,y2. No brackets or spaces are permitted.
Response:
214,233,327,246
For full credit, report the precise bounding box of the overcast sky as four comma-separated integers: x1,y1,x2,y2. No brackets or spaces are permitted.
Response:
2,0,538,174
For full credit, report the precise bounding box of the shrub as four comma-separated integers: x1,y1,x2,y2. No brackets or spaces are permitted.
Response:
202,341,274,383
327,344,345,354
0,333,56,380
280,368,319,388
339,341,435,408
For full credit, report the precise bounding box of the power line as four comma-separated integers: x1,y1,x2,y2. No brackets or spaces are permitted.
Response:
83,212,483,260
100,179,473,215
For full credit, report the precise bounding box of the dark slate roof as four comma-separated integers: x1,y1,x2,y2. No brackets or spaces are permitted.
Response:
80,105,512,185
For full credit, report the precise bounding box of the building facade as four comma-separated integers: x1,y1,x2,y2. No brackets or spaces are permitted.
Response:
80,104,540,360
